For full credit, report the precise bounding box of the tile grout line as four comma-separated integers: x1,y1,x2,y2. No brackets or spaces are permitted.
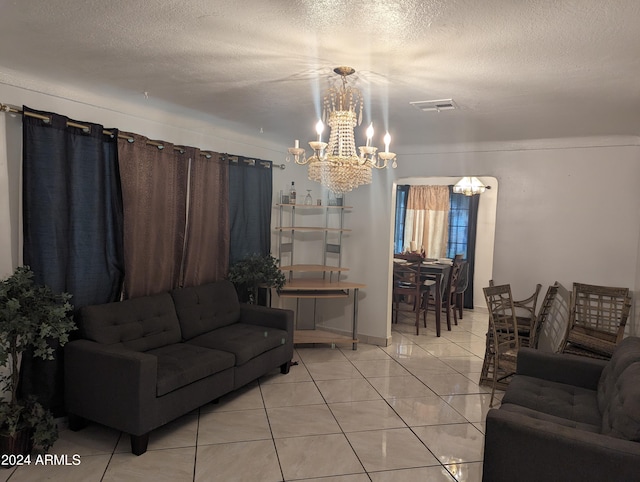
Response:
346,342,458,479
192,408,201,482
259,365,294,482
340,342,463,479
296,351,371,479
391,312,490,477
101,431,124,481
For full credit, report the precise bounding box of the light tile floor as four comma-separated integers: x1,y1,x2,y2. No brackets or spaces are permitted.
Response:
2,308,502,482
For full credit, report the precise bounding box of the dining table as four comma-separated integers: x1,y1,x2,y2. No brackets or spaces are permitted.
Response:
393,254,452,337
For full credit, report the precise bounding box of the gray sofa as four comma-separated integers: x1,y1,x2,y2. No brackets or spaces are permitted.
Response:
64,280,294,455
483,336,640,482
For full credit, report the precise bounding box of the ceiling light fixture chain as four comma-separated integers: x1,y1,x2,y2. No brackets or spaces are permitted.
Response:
285,66,397,193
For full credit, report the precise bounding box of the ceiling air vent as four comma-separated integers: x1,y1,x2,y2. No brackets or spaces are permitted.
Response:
409,99,457,112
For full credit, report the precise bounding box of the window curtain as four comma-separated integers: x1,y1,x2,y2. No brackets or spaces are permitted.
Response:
22,106,124,413
403,185,450,258
181,149,229,286
393,185,409,254
447,188,480,309
117,133,188,298
447,190,471,259
464,194,480,309
228,156,273,264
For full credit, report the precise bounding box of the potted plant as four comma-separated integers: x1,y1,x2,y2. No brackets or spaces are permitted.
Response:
227,254,286,304
0,266,75,459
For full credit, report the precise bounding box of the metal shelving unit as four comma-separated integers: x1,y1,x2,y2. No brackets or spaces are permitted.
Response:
274,202,363,349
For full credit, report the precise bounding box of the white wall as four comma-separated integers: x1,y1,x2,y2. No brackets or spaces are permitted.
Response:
342,139,640,343
2,78,639,344
0,111,23,277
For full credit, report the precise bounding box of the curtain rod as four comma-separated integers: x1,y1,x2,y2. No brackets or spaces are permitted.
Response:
0,102,286,168
0,102,219,160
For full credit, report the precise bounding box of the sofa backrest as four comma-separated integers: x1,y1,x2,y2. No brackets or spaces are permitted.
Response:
170,280,241,340
597,336,640,441
77,292,182,352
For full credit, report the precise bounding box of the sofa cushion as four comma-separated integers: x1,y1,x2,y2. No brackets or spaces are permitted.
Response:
78,293,181,352
499,403,601,433
171,281,240,340
146,343,235,397
600,361,640,441
187,323,288,366
501,375,601,427
597,336,640,414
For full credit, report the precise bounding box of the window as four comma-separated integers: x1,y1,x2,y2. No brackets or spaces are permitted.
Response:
394,185,471,259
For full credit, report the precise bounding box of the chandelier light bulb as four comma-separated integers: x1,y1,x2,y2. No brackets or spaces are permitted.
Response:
384,132,391,153
366,123,374,147
315,119,324,142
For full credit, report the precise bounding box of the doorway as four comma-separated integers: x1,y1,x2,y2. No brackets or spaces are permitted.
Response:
391,176,498,310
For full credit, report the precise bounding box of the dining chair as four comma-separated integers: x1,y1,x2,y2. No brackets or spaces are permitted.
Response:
448,254,465,326
483,284,520,406
489,280,541,348
560,282,631,360
454,261,469,320
529,283,560,349
392,259,436,335
427,254,464,330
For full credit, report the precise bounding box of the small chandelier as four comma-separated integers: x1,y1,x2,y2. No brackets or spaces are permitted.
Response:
453,177,487,196
286,66,397,193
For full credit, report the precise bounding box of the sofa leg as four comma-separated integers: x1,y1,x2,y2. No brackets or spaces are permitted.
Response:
67,413,88,432
131,433,150,456
280,361,291,374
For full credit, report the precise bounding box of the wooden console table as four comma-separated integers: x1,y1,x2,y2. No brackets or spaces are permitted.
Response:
278,279,365,350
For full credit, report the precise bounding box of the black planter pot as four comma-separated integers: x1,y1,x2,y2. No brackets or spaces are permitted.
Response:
0,427,33,468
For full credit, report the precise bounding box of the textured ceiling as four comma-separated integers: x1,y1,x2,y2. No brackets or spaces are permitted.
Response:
1,0,640,149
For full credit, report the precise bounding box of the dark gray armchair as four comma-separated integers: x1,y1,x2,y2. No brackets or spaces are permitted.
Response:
483,338,640,482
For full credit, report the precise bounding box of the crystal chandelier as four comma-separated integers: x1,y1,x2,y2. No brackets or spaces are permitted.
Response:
453,177,487,196
286,66,397,193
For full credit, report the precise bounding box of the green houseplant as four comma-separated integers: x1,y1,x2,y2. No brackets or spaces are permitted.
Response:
227,254,286,304
0,266,75,457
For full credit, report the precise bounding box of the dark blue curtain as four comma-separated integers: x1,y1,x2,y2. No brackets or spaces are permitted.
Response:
23,107,124,305
21,106,124,413
447,190,471,259
447,187,479,308
394,185,409,254
228,156,272,264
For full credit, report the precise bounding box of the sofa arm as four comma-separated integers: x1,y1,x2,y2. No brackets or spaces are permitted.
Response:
240,304,294,333
484,409,640,482
64,339,158,434
516,347,607,390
